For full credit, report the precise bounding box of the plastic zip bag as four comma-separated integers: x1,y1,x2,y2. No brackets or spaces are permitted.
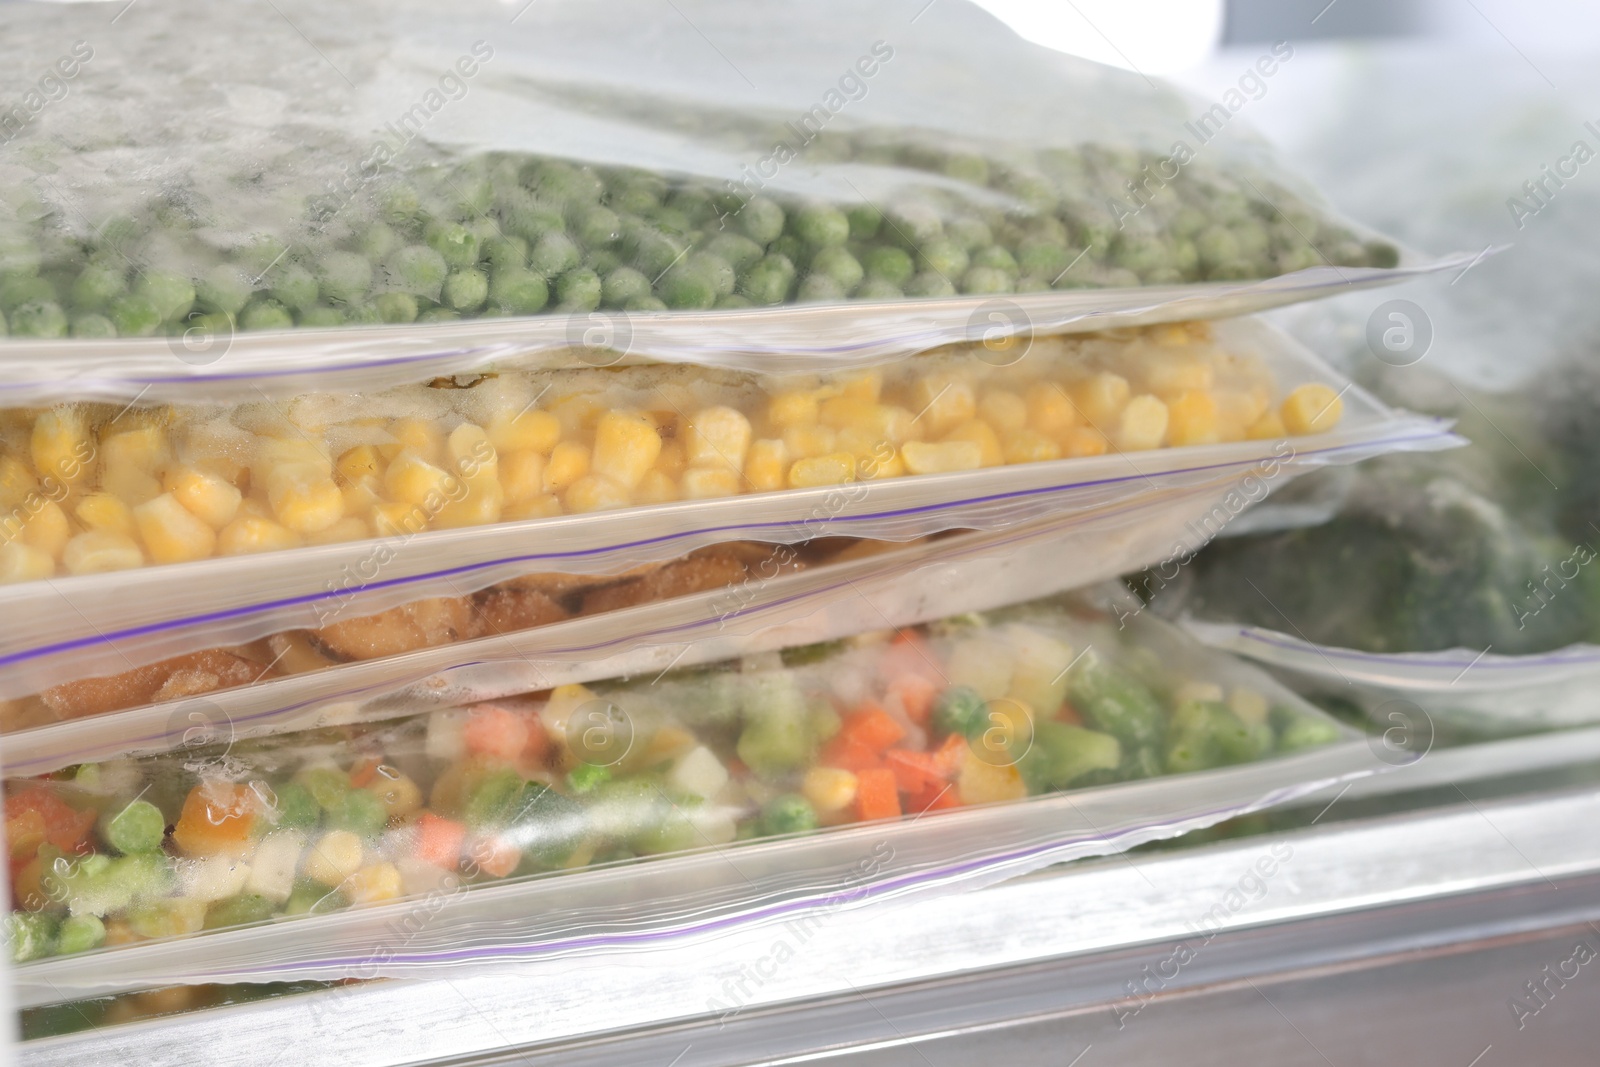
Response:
0,317,1460,700
2,586,1374,999
0,0,1450,361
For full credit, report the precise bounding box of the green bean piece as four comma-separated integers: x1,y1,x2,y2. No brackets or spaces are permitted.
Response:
505,783,584,867
1068,658,1165,751
284,880,348,917
1018,721,1122,792
55,914,105,955
204,893,275,931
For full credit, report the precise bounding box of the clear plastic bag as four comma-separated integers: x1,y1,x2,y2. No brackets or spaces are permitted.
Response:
0,0,1453,367
2,586,1373,999
0,317,1459,700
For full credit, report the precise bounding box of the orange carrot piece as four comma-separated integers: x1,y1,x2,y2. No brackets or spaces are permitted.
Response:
521,712,551,765
467,834,522,879
839,702,905,752
1058,700,1084,726
930,733,968,777
348,757,382,788
884,749,942,794
414,812,466,869
855,767,902,822
821,735,883,774
172,783,257,856
889,674,939,726
464,704,530,763
909,780,961,813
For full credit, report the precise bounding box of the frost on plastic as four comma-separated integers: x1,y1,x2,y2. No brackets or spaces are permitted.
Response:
0,0,1406,347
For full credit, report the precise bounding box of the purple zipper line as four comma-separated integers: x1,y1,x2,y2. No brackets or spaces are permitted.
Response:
213,776,1329,976
9,513,1093,773
1232,627,1600,672
0,426,1451,673
0,346,495,393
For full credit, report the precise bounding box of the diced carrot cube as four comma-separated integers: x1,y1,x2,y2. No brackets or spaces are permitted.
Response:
930,733,968,778
5,787,95,857
467,834,522,879
821,735,883,774
414,812,467,869
521,712,551,765
885,749,943,794
909,780,961,813
464,704,530,763
889,674,939,726
172,782,257,856
349,756,382,788
854,767,902,822
839,702,905,752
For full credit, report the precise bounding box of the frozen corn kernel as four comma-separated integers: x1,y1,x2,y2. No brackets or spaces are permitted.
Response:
101,463,163,507
911,374,977,434
682,466,741,499
381,417,443,463
1024,381,1077,436
840,369,883,404
384,451,454,507
861,446,906,479
1228,687,1270,727
788,452,857,488
370,770,423,817
1115,395,1170,452
1174,681,1225,706
1246,411,1288,441
783,422,839,460
1060,426,1109,458
686,406,753,471
942,420,1003,467
447,423,498,476
254,436,332,479
978,390,1028,433
549,394,605,438
592,411,662,490
31,408,95,486
1070,373,1131,428
75,492,135,537
434,477,503,529
101,424,170,474
163,467,242,529
744,439,788,493
305,516,373,545
1281,383,1344,435
63,530,144,575
15,499,70,557
499,450,546,504
654,440,687,479
0,455,35,508
346,862,405,906
0,542,54,581
267,465,346,533
217,515,300,556
542,440,590,493
1154,323,1191,347
564,474,631,513
335,445,383,484
1139,351,1214,395
767,390,819,428
486,408,560,454
504,495,563,521
1002,428,1062,465
302,830,364,887
902,439,984,474
134,493,219,564
341,478,383,517
802,766,858,815
1166,391,1221,447
373,502,428,536
636,469,680,504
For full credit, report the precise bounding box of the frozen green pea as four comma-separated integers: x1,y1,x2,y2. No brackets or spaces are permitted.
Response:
738,197,786,245
690,252,736,297
715,293,753,309
240,298,295,331
856,276,903,300
1364,240,1400,269
70,312,117,338
646,205,693,237
1142,267,1185,286
567,762,611,795
885,203,944,248
0,309,7,335
738,253,795,305
761,793,818,836
56,914,105,955
481,234,528,269
330,788,388,836
195,263,254,315
796,273,845,303
506,783,584,866
793,204,850,248
1016,240,1072,279
270,782,320,829
609,183,662,217
933,686,988,740
624,294,669,312
1,275,55,311
267,263,319,312
7,913,57,963
297,306,345,327
109,293,163,336
531,161,605,205
316,250,373,305
919,238,969,280
1194,226,1238,269
489,267,549,314
846,204,883,240
946,216,993,251
601,266,651,308
658,264,717,310
373,291,419,323
627,228,687,278
425,221,480,270
1206,261,1256,281
767,234,806,267
358,222,403,262
102,799,165,854
1272,706,1342,752
0,234,41,280
703,232,764,272
572,205,623,248
284,880,348,916
904,271,956,298
379,183,424,227
942,152,991,185
585,247,622,275
809,245,864,292
529,232,581,277
10,300,68,337
1101,266,1141,287
971,245,1019,277
417,307,459,323
555,267,602,311
71,262,127,311
384,244,449,298
134,270,194,323
204,893,274,931
500,191,565,243
443,268,490,311
863,246,915,286
343,302,384,325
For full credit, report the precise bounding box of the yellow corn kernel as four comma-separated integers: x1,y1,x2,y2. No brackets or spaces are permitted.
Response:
74,492,135,537
237,498,274,522
335,445,383,485
1069,373,1131,428
978,390,1028,434
134,493,218,564
681,466,741,500
380,417,443,463
268,465,346,533
447,423,498,477
802,766,858,815
503,495,563,521
369,771,422,817
767,390,819,428
592,410,662,490
373,502,429,536
654,440,687,480
486,408,561,454
956,745,1027,805
1228,687,1270,727
1281,383,1344,435
434,476,503,529
305,516,371,546
1216,386,1270,431
901,439,984,475
217,515,301,556
942,420,1003,467
1139,352,1215,396
163,466,242,529
788,452,857,488
1246,411,1288,441
1166,391,1220,447
499,450,546,505
1115,395,1170,452
1025,381,1078,437
19,500,70,558
1185,321,1214,343
542,440,590,493
840,369,883,404
1153,323,1191,347
686,406,753,471
0,541,54,581
254,436,332,478
636,469,680,504
341,478,383,517
302,830,364,887
0,455,36,508
383,451,453,507
346,862,404,905
782,423,837,460
1002,428,1062,465
101,424,170,473
564,473,631,514
744,439,788,492
861,446,906,479
549,394,605,438
910,374,977,435
1061,426,1109,458
63,530,144,574
31,408,95,486
101,463,163,507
